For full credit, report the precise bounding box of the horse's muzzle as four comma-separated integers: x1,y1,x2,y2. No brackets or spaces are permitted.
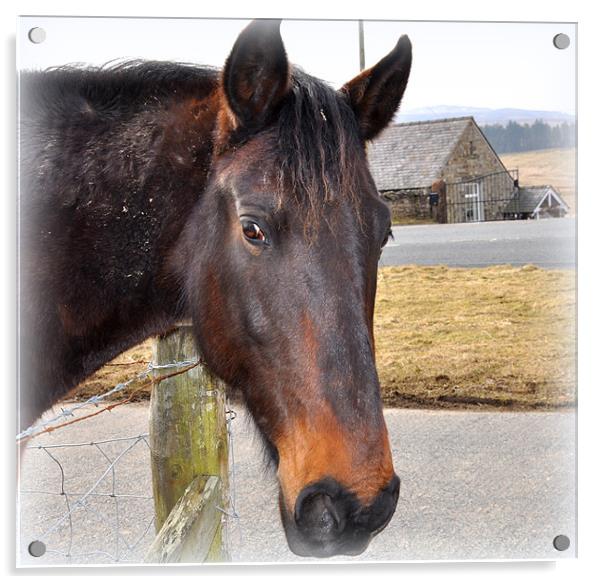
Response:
280,474,400,558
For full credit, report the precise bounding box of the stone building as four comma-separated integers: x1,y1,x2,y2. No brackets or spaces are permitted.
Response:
367,117,518,224
504,185,569,220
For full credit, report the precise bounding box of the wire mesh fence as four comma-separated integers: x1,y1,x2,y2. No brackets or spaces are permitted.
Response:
17,360,240,566
19,431,155,564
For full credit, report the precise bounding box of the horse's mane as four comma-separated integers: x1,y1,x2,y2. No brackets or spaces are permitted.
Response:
274,68,366,231
20,60,220,120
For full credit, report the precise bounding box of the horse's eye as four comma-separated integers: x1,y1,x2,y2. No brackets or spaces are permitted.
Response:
241,220,266,243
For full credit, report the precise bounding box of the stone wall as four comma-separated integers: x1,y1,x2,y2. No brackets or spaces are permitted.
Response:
442,123,507,183
382,188,434,223
443,124,516,223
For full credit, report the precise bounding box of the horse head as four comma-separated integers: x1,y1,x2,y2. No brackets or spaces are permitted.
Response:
180,19,412,557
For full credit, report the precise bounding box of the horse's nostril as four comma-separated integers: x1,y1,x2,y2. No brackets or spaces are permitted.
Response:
320,493,344,533
295,490,344,537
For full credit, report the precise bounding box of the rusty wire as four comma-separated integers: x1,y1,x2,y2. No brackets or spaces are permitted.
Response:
17,358,201,443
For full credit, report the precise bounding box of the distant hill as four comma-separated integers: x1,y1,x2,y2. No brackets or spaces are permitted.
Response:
396,106,575,127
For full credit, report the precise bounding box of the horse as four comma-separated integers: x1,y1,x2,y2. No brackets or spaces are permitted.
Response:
19,19,412,558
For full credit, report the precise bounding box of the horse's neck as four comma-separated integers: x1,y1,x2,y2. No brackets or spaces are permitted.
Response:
22,86,223,421
63,91,223,342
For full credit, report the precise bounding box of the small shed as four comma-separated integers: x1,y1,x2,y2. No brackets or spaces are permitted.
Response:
504,185,569,220
368,117,517,224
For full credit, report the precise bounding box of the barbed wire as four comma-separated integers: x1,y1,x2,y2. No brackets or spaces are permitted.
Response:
17,358,200,443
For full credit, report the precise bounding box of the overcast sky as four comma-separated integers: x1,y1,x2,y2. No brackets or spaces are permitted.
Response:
17,16,576,114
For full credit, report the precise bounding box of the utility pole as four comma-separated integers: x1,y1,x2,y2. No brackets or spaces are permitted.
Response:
358,20,365,71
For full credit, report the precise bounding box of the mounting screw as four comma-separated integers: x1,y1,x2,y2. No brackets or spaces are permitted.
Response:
28,540,46,557
28,27,46,44
553,33,570,50
553,534,570,551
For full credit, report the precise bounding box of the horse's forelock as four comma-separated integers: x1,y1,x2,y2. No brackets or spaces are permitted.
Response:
273,69,366,233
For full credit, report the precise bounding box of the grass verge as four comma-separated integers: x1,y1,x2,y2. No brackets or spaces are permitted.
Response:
375,265,575,409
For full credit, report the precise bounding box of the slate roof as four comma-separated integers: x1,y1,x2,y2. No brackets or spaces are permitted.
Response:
517,186,550,214
367,117,473,191
507,185,569,215
506,185,568,214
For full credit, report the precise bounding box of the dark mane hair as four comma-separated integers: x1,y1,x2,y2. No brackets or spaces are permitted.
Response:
20,60,220,120
274,68,366,230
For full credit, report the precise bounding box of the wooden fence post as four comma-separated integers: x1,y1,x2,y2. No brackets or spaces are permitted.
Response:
146,323,229,563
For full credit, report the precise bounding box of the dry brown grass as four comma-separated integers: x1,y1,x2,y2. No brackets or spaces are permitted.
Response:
501,148,576,213
375,265,575,410
71,339,154,402
74,265,576,411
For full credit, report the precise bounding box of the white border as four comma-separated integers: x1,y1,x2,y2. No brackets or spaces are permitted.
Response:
2,1,599,583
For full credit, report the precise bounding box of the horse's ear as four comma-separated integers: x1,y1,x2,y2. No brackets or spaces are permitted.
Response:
341,35,412,141
223,19,290,130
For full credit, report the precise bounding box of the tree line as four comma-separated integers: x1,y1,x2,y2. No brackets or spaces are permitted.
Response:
481,120,575,154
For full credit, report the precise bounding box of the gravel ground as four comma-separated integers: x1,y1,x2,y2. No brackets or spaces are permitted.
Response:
18,402,576,566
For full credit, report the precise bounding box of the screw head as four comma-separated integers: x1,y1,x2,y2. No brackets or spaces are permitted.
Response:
28,540,46,557
553,534,570,551
553,33,570,50
28,27,46,44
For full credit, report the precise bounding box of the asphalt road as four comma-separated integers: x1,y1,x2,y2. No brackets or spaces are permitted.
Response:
18,402,576,565
380,217,576,269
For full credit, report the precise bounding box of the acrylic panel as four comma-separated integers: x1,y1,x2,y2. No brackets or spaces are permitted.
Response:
16,16,576,566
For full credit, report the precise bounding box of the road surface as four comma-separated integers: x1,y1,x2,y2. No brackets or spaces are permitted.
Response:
380,218,576,269
18,402,576,565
